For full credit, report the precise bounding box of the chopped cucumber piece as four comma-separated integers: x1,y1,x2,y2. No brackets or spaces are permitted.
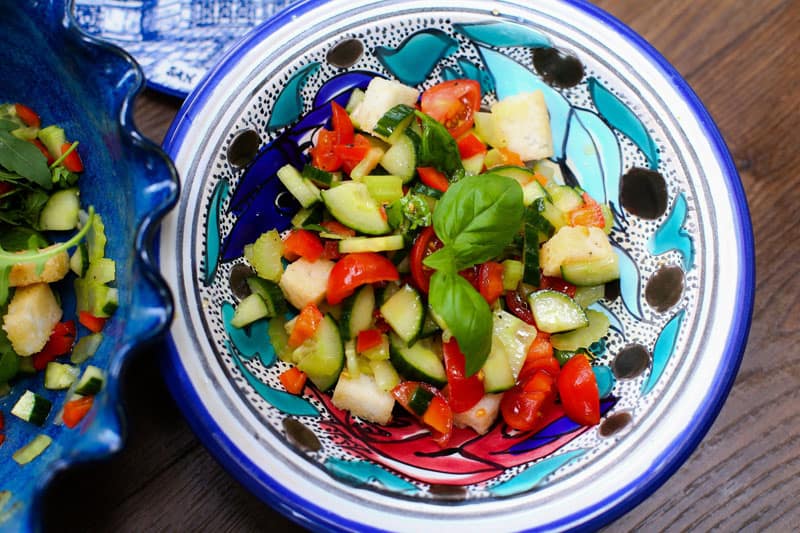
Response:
86,213,107,262
551,309,610,351
70,332,103,364
339,284,375,340
373,104,416,144
573,284,606,308
380,284,424,345
338,235,404,254
44,362,79,390
277,164,321,208
12,434,52,465
350,146,385,180
492,166,548,206
321,181,390,235
301,164,338,187
74,365,104,396
85,257,115,284
345,88,365,114
369,359,400,391
501,259,524,290
37,125,66,159
560,254,620,286
268,316,292,363
389,335,446,386
547,184,584,213
528,289,588,333
243,230,283,282
245,276,286,317
363,174,404,203
293,314,344,391
39,188,80,230
231,293,270,328
379,133,417,183
11,390,52,426
69,241,89,277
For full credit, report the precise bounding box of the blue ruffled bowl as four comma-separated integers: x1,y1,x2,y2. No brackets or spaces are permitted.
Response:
0,1,178,530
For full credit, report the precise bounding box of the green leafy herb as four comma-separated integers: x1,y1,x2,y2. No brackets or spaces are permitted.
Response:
422,173,524,374
0,130,51,189
428,270,493,376
386,192,432,234
51,165,79,188
0,119,20,132
428,173,524,270
0,226,48,252
414,111,464,179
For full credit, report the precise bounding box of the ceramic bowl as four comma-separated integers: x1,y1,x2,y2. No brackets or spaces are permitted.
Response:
0,0,178,530
161,0,754,530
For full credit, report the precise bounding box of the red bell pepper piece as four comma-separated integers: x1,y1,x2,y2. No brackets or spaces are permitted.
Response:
15,103,40,128
60,142,84,172
330,101,354,145
356,328,383,353
569,192,606,228
416,166,449,192
32,320,77,370
279,366,308,395
287,304,324,348
283,229,324,262
310,129,342,172
457,132,487,159
79,311,107,333
63,396,94,428
326,252,399,305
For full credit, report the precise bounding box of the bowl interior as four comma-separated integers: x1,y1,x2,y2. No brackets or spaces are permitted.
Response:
0,1,177,529
162,0,752,530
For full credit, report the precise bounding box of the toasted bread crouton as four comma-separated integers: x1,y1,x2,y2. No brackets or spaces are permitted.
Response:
2,283,63,356
9,247,70,287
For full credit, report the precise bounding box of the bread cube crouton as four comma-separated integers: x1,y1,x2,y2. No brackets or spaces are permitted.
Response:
490,90,554,161
278,257,335,311
9,247,70,287
454,393,502,435
332,372,395,425
349,78,420,135
2,283,63,356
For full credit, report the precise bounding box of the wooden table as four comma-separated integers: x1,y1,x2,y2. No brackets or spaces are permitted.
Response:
41,0,799,530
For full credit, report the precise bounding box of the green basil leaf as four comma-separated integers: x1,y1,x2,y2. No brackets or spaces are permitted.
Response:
423,247,455,272
414,111,464,179
0,130,51,189
0,119,20,132
428,270,493,376
433,173,524,269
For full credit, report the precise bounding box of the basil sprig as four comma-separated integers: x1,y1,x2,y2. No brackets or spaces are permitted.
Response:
423,174,524,375
414,111,464,180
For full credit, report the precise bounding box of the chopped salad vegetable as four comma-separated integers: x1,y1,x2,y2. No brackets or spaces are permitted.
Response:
233,78,620,445
0,103,115,462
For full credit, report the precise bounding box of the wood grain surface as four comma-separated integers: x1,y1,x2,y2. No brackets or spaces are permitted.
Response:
41,0,800,531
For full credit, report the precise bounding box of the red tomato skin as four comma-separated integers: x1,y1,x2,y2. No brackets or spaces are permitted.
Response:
330,101,354,145
326,253,399,305
409,226,443,294
500,370,556,432
442,338,484,413
557,355,600,426
420,79,481,139
310,129,342,171
283,229,324,262
457,132,487,159
539,276,577,298
15,103,40,128
417,167,449,192
505,290,536,325
477,261,505,305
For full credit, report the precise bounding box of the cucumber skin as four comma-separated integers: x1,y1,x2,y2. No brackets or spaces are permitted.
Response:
388,335,447,387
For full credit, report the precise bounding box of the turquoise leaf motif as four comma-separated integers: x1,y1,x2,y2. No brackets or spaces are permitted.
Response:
222,302,275,365
226,340,319,417
453,21,551,48
489,449,586,497
593,366,616,398
649,193,694,270
375,30,458,86
564,108,623,207
266,62,320,131
203,178,229,286
642,309,685,395
477,46,571,158
588,77,660,170
324,458,419,494
613,243,644,320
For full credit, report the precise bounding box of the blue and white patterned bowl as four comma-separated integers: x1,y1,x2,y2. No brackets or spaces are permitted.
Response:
0,0,178,530
161,0,754,530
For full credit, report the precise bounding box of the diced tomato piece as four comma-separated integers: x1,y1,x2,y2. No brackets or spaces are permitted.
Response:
15,103,40,128
420,79,481,139
287,304,324,348
519,333,560,383
372,309,391,333
505,290,535,325
310,129,342,172
331,101,354,145
557,354,600,426
416,166,449,192
501,370,557,431
539,275,577,298
409,226,443,294
60,142,84,172
335,134,371,175
32,320,77,370
283,229,324,262
477,261,505,305
356,328,383,353
457,132,487,159
279,366,308,395
442,338,484,413
79,311,107,333
63,396,94,429
392,381,453,446
320,240,341,261
0,182,13,195
459,265,481,292
569,192,606,228
319,220,356,237
326,252,399,305
0,411,4,430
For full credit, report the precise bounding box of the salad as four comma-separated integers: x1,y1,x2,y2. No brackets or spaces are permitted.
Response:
0,103,115,462
231,77,620,445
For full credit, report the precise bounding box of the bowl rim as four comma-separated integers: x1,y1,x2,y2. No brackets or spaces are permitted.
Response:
161,0,755,530
5,0,180,530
